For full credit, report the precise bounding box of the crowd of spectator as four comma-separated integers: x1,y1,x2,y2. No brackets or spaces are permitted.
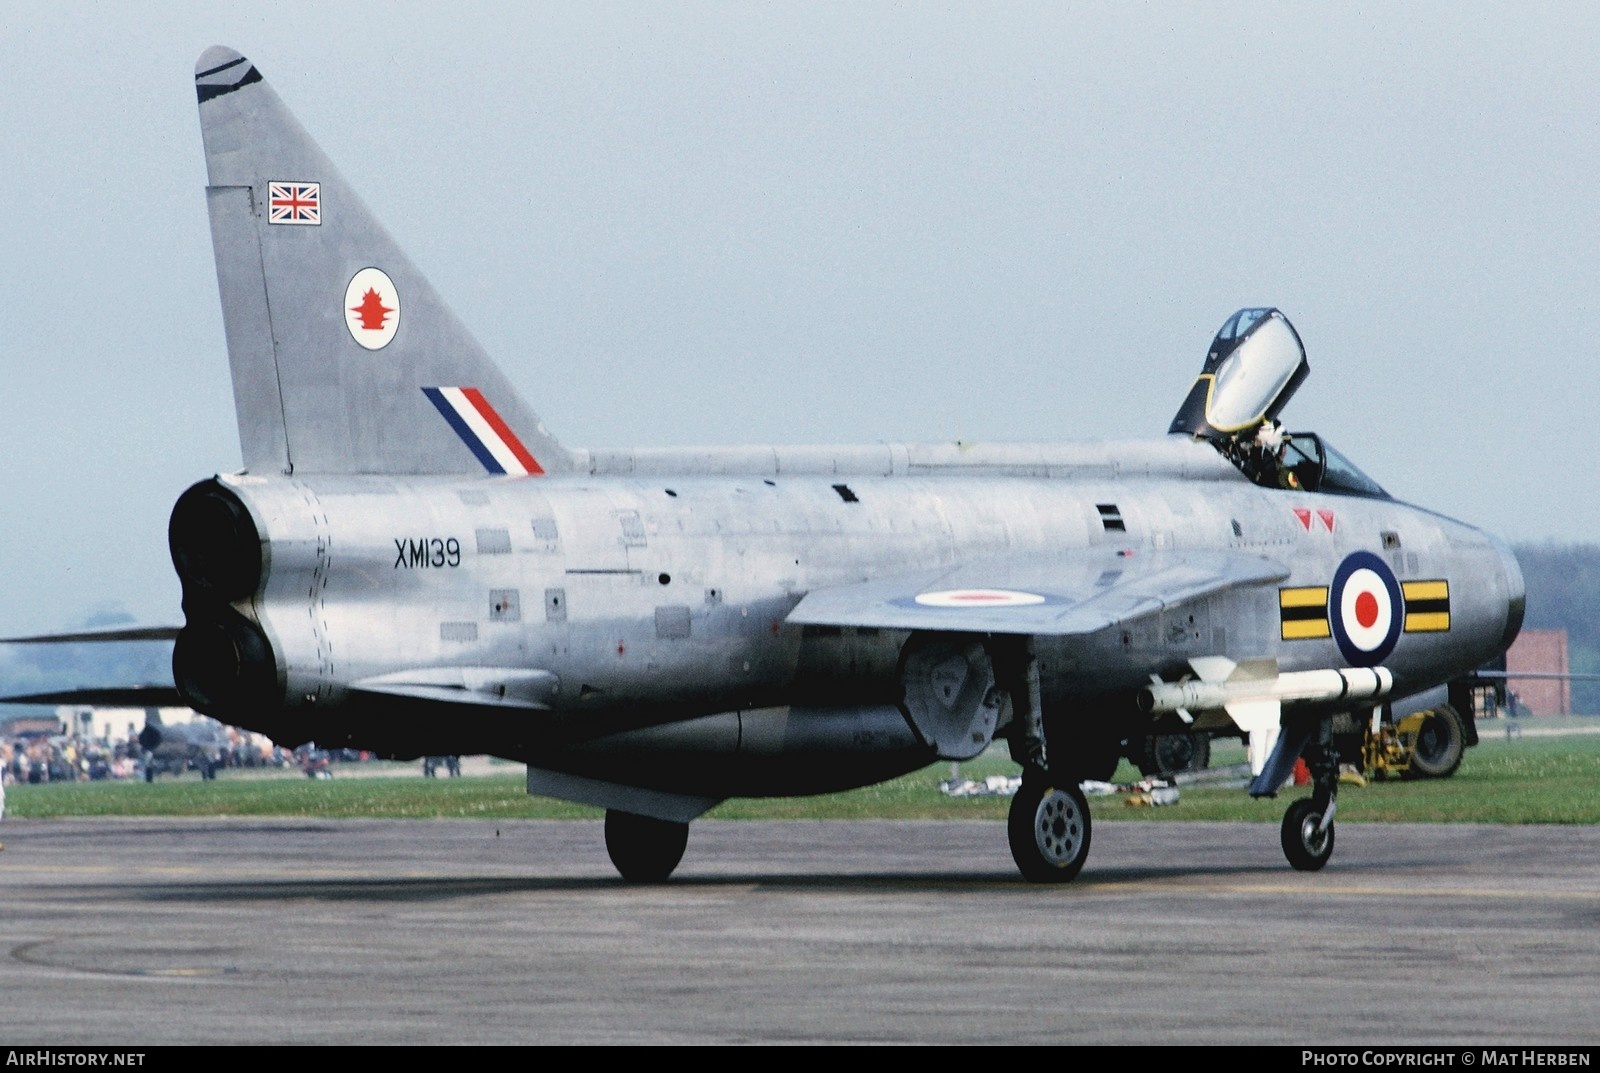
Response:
0,726,289,785
1,720,464,787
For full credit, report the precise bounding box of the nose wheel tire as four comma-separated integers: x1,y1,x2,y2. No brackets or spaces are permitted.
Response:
1008,778,1092,883
1281,797,1334,871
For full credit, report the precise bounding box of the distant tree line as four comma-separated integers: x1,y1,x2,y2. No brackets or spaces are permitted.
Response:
1512,543,1600,715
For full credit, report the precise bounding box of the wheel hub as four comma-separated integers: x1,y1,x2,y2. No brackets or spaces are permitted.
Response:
1299,814,1329,854
1035,789,1085,865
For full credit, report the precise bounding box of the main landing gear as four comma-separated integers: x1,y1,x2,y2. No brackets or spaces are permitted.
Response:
993,637,1094,883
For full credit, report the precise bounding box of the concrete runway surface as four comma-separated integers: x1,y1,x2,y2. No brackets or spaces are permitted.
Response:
2,817,1597,1045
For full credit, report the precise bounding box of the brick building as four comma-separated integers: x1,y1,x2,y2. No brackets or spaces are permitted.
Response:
1504,628,1570,716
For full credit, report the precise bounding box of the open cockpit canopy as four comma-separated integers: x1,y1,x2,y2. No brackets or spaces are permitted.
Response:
1171,308,1388,499
1169,308,1310,438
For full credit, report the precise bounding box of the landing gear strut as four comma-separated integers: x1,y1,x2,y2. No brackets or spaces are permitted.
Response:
994,637,1093,883
604,810,689,883
1280,721,1339,871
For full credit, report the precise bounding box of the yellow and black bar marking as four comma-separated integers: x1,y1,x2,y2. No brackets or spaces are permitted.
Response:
1279,586,1330,640
1402,579,1450,632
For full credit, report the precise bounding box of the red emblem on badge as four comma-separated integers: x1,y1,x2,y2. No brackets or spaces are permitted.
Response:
343,268,401,350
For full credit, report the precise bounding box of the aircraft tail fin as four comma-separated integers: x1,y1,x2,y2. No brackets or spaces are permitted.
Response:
194,47,570,476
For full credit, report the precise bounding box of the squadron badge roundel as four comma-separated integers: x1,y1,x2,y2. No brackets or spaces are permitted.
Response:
1328,550,1403,666
344,267,401,350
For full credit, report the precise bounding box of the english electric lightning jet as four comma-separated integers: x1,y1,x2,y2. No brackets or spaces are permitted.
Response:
136,708,228,781
13,48,1527,883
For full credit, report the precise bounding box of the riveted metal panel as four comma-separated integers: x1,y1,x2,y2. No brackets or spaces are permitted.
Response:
655,606,691,639
490,589,520,622
476,528,512,554
619,511,647,548
545,588,567,623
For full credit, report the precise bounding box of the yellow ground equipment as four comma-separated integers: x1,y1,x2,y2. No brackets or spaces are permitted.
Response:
1361,706,1467,781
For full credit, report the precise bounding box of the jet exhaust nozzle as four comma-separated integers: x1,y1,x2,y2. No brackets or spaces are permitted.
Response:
173,609,277,718
169,480,263,601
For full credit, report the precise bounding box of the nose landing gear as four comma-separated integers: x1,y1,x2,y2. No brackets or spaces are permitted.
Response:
1281,796,1335,871
1279,725,1339,871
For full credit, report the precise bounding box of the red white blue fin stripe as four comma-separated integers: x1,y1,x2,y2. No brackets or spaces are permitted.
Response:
422,387,544,476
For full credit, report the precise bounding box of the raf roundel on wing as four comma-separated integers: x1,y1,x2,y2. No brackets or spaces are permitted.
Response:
914,589,1049,608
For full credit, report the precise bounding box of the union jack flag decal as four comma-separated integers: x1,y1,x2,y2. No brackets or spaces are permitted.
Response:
268,181,321,225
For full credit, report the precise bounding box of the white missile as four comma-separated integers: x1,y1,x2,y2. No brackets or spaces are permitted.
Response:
1138,664,1393,716
1138,659,1393,777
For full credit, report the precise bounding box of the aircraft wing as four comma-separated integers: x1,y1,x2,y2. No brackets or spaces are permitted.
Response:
1,627,183,708
0,686,187,707
788,548,1289,636
0,626,181,644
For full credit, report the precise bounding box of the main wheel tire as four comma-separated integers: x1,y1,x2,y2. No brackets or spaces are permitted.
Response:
1008,778,1092,883
605,810,689,883
1280,797,1335,871
1405,705,1465,780
1135,731,1210,777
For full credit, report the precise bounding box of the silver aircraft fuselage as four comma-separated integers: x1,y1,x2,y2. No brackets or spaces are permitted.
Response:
172,436,1522,801
142,48,1528,880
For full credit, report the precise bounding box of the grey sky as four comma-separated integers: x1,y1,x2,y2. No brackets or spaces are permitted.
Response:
3,2,1596,636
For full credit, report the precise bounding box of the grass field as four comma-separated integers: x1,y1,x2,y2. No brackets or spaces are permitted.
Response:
6,721,1600,824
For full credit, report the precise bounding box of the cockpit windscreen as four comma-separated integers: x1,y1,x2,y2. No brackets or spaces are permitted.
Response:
1229,431,1390,498
1316,439,1389,498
